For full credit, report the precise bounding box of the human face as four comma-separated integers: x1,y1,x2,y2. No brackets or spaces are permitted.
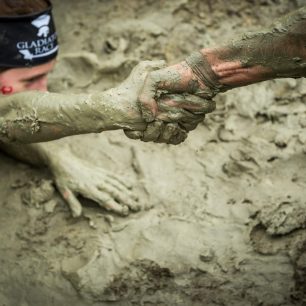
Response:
0,59,56,94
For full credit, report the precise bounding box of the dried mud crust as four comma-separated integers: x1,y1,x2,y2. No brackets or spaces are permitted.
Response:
1,0,306,306
101,259,257,306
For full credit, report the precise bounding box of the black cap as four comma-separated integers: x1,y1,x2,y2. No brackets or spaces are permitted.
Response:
0,2,58,68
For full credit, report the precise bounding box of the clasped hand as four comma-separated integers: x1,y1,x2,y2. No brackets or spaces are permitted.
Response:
118,60,215,144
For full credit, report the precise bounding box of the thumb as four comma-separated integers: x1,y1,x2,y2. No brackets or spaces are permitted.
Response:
136,61,167,123
160,93,216,114
124,130,143,140
138,71,161,122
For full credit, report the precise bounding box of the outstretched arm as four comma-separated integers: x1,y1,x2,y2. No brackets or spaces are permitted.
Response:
138,6,306,120
0,61,215,217
0,60,213,144
0,86,146,216
0,90,145,143
202,6,306,90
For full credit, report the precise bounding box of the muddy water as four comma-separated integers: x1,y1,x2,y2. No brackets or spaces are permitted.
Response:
0,0,306,305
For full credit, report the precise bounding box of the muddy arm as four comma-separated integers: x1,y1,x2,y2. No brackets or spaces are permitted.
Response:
0,90,147,144
0,141,44,166
0,60,207,145
0,139,143,217
138,7,306,121
200,6,306,91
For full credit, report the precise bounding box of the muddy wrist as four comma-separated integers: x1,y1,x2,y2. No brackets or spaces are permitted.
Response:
37,142,72,169
185,51,228,97
92,89,147,132
14,141,67,169
201,7,306,87
198,47,277,89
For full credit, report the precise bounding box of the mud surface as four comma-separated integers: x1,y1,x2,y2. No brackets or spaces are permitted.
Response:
1,1,306,305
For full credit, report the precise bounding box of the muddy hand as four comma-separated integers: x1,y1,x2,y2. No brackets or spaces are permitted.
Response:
113,59,201,144
49,150,139,217
125,93,215,144
125,121,188,145
138,53,220,122
113,60,213,144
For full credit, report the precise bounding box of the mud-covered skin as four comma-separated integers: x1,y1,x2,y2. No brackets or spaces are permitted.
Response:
118,61,214,145
1,1,306,305
0,61,207,144
132,49,218,142
125,121,188,145
138,61,214,123
117,61,212,145
185,51,226,97
216,6,306,81
42,144,140,217
0,141,140,217
138,6,306,123
203,6,306,89
126,93,215,144
0,61,211,216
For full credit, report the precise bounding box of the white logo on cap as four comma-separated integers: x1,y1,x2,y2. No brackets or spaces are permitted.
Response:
17,14,58,60
31,14,51,38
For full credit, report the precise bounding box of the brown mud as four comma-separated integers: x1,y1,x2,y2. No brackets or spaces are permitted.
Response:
0,0,306,305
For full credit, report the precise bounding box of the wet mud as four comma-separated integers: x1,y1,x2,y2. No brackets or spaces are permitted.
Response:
0,0,306,305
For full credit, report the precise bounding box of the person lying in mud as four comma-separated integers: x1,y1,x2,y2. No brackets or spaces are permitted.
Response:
0,0,213,217
129,6,306,141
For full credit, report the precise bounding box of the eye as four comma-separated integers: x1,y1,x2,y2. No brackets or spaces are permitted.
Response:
24,74,47,84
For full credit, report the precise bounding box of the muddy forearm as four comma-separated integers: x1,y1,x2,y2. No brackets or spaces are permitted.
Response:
200,6,306,90
0,141,49,166
0,140,76,168
0,90,145,144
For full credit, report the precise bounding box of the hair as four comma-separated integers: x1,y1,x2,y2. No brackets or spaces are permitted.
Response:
0,0,49,17
0,0,49,73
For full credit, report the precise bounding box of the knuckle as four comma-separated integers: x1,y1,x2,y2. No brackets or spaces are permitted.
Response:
148,70,159,82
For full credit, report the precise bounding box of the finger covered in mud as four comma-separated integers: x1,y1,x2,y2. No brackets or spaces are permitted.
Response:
179,119,203,131
137,64,182,122
140,121,164,142
124,93,205,144
55,183,83,218
138,65,186,122
124,60,167,87
82,177,139,216
156,103,205,124
143,122,187,145
52,153,140,217
124,121,188,145
100,175,140,212
124,130,143,140
158,123,188,144
92,189,130,216
129,60,167,122
159,93,216,114
130,60,167,76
